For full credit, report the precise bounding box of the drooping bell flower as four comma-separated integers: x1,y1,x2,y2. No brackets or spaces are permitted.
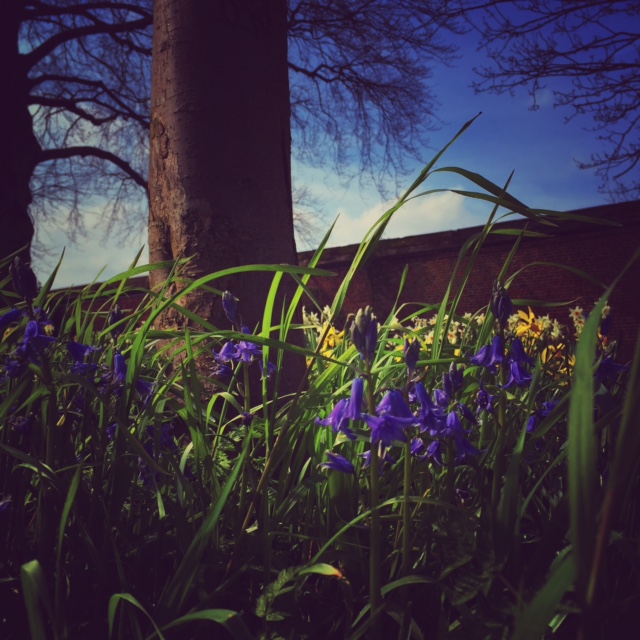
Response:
490,280,513,329
222,291,240,328
475,381,495,414
510,338,533,366
414,382,445,434
320,451,355,474
470,335,505,369
404,338,420,373
363,389,415,446
502,359,533,388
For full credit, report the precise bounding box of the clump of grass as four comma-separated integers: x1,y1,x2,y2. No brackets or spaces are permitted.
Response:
1,117,639,639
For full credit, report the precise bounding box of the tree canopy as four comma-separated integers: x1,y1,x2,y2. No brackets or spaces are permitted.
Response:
8,0,464,266
460,0,640,200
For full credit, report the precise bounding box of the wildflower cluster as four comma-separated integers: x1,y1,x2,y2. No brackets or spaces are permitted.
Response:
316,307,481,474
212,291,276,381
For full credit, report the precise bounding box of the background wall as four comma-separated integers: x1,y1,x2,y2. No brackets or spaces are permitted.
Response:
299,201,640,361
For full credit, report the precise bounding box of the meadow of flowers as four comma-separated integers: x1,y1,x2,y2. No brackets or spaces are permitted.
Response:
1,126,639,640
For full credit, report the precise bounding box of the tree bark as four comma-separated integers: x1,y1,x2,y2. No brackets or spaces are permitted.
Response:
148,0,299,335
1,2,41,274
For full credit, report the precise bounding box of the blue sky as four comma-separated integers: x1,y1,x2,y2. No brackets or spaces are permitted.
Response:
34,29,609,288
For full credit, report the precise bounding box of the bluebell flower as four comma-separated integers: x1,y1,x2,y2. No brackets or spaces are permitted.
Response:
0,494,12,515
259,359,277,380
410,437,427,461
510,338,533,365
364,414,411,446
147,423,178,453
5,358,25,378
404,338,420,373
595,356,628,385
360,447,397,474
67,341,100,375
222,291,240,327
455,437,481,464
470,335,505,369
458,402,477,425
241,411,254,426
350,307,378,364
502,359,533,388
106,423,117,440
315,378,363,440
490,280,513,328
475,381,495,414
526,400,558,433
235,327,263,363
427,440,444,465
320,451,355,474
441,410,466,439
0,308,23,333
414,382,445,434
15,320,56,360
433,388,449,409
11,415,32,434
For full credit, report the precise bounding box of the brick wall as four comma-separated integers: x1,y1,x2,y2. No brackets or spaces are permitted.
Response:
298,201,640,362
62,201,639,362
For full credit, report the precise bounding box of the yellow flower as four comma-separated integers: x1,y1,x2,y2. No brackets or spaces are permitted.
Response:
514,307,543,338
319,324,344,358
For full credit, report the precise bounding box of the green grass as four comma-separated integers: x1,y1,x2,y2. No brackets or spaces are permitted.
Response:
1,119,638,639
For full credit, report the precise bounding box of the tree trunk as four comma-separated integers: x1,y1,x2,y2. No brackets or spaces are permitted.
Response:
1,3,40,274
148,0,298,334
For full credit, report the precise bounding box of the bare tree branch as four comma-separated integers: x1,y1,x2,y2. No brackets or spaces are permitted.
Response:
39,146,147,189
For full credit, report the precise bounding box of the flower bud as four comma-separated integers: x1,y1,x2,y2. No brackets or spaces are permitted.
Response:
490,280,513,329
222,291,239,327
350,306,378,364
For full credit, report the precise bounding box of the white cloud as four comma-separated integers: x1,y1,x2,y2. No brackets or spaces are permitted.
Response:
33,228,147,289
324,189,487,248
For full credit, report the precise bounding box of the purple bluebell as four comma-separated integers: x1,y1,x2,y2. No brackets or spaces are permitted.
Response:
427,440,444,465
490,280,513,328
364,414,411,446
510,338,533,365
0,308,23,332
470,335,505,369
15,320,56,360
350,307,378,364
475,381,495,414
106,423,117,440
404,338,420,373
410,437,427,461
458,402,477,425
414,382,445,434
259,359,277,380
235,327,263,363
360,447,397,474
241,411,254,426
216,341,237,363
222,291,240,327
320,451,355,474
595,356,628,385
67,341,100,373
147,423,178,452
502,360,533,388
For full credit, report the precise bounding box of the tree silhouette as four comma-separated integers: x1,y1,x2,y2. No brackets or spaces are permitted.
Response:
461,0,640,200
4,1,463,275
3,0,152,275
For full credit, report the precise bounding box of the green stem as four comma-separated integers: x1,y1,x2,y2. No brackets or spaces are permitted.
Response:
364,368,382,638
